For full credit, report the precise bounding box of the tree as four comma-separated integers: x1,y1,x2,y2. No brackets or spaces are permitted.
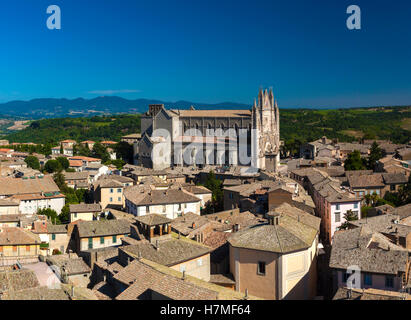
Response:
37,208,60,224
92,143,110,163
59,205,70,224
24,155,40,170
344,150,366,171
339,209,359,230
114,141,134,163
203,170,223,213
56,156,69,170
44,159,62,173
367,141,383,171
53,172,68,191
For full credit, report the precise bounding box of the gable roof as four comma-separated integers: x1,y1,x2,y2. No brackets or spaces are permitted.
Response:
120,237,211,267
76,220,130,238
0,227,41,245
382,173,408,184
69,203,102,214
0,176,60,196
329,227,408,275
135,214,172,227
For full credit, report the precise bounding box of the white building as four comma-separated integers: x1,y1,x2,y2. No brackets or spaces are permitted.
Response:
124,187,201,219
0,175,65,215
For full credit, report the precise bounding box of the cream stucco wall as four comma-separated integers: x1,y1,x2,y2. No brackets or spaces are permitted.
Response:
170,253,210,282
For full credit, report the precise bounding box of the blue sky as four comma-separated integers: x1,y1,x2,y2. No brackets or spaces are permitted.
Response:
0,0,410,108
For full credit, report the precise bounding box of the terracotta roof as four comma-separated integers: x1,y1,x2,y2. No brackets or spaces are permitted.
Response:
114,259,218,300
349,214,411,237
348,173,385,188
46,255,91,275
382,173,408,184
333,287,410,300
127,189,200,206
69,156,101,162
228,205,320,253
329,227,408,275
394,204,411,220
0,269,40,292
1,287,70,300
135,214,172,226
69,203,102,213
68,160,83,167
76,220,130,238
0,227,41,245
0,176,60,196
171,212,212,236
120,236,211,267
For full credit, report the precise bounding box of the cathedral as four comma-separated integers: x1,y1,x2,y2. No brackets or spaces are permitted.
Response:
137,88,280,172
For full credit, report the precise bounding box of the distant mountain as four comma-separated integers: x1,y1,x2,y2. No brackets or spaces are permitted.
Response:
0,97,251,119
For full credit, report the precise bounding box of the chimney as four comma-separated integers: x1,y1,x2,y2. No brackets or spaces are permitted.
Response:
182,270,186,280
243,288,249,300
268,212,280,226
234,223,240,232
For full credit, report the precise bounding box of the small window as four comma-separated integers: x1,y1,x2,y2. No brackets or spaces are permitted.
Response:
390,185,395,191
110,197,113,202
335,212,341,223
146,206,150,213
354,203,358,209
110,188,114,193
335,204,340,210
118,197,121,202
117,188,122,193
162,205,166,213
88,238,93,249
100,237,105,244
364,273,372,286
74,213,77,218
257,261,266,275
52,234,56,241
385,275,394,288
112,235,117,243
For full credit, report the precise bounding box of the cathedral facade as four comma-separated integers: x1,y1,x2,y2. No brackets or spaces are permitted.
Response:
137,89,280,172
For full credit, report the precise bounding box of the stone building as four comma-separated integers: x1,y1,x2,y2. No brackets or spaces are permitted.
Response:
138,89,280,172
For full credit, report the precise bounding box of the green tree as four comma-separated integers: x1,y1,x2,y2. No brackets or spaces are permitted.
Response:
92,143,110,163
203,170,223,213
339,209,359,230
367,141,383,171
59,205,70,224
53,172,68,192
344,150,366,171
24,155,40,170
37,208,61,224
114,141,134,163
56,156,69,170
44,160,62,173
